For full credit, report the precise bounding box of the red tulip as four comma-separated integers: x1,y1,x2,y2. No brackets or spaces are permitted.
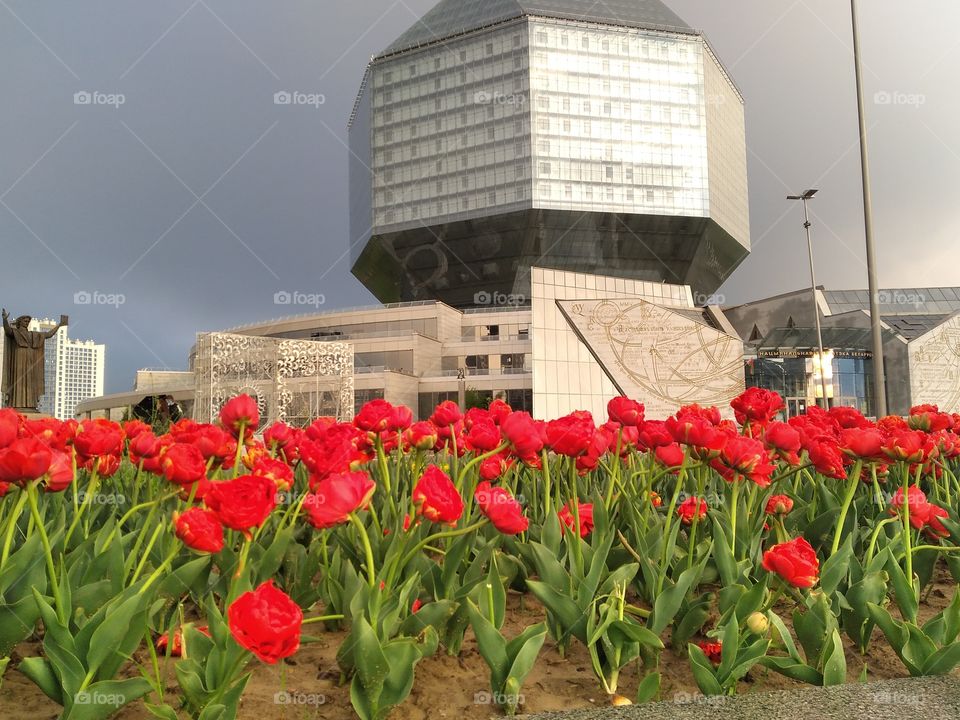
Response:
762,536,819,588
807,441,847,480
908,404,953,432
558,501,594,537
731,387,784,425
637,420,673,450
882,430,933,464
765,494,794,515
174,507,224,553
655,443,685,469
204,474,277,534
305,471,376,529
666,415,727,460
545,411,595,457
829,406,872,430
764,422,801,464
161,443,207,486
73,419,124,460
42,450,74,492
0,409,19,449
475,481,528,535
488,399,512,425
354,399,394,433
387,404,413,432
464,419,501,453
404,421,439,451
430,400,462,428
156,625,211,657
677,496,707,525
228,580,302,664
219,394,259,437
412,466,463,525
839,427,885,461
607,397,644,427
252,457,294,492
0,438,52,485
714,436,775,487
698,641,723,665
501,411,544,462
122,420,151,441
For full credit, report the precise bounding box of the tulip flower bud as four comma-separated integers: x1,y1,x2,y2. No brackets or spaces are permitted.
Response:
747,611,769,635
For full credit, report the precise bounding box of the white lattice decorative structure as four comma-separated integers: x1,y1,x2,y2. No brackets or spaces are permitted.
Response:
193,333,354,426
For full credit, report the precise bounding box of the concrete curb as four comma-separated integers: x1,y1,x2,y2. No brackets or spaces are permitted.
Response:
528,676,960,720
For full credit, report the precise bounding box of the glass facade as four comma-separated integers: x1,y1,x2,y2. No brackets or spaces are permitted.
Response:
529,19,708,217
348,10,750,309
745,356,876,417
368,22,531,233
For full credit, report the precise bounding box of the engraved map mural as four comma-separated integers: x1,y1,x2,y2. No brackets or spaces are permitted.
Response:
557,299,745,417
909,315,960,412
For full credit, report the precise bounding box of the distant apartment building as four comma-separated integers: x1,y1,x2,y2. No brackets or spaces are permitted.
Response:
29,318,106,420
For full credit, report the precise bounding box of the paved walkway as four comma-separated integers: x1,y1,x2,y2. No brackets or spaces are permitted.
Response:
529,676,960,720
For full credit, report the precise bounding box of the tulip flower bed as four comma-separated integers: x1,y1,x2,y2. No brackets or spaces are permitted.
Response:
1,390,960,720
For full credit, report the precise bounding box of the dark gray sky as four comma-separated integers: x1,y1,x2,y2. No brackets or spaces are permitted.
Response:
2,0,958,393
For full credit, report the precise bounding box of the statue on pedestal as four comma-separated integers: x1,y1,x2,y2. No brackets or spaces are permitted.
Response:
1,309,68,412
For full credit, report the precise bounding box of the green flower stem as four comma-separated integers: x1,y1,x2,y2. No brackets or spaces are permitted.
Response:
348,512,377,588
449,426,460,489
458,442,510,487
398,519,488,571
657,455,688,596
831,459,863,554
604,429,624,510
686,468,705,571
729,479,742,561
301,613,345,625
568,458,585,577
25,481,62,621
912,544,960,554
540,448,553,519
902,463,918,605
130,523,164,584
865,517,900,565
100,491,179,552
64,458,100,547
139,541,181,595
232,421,247,478
0,490,29,568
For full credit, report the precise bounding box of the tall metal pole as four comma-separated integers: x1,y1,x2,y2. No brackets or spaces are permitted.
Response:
802,199,831,409
851,0,887,416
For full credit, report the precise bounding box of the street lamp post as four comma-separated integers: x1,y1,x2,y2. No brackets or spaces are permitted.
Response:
850,0,887,417
788,189,831,409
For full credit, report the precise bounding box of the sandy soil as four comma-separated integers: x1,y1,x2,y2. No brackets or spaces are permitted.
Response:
1,573,956,720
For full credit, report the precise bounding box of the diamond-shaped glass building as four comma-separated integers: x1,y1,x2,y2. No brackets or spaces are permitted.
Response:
349,0,750,307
